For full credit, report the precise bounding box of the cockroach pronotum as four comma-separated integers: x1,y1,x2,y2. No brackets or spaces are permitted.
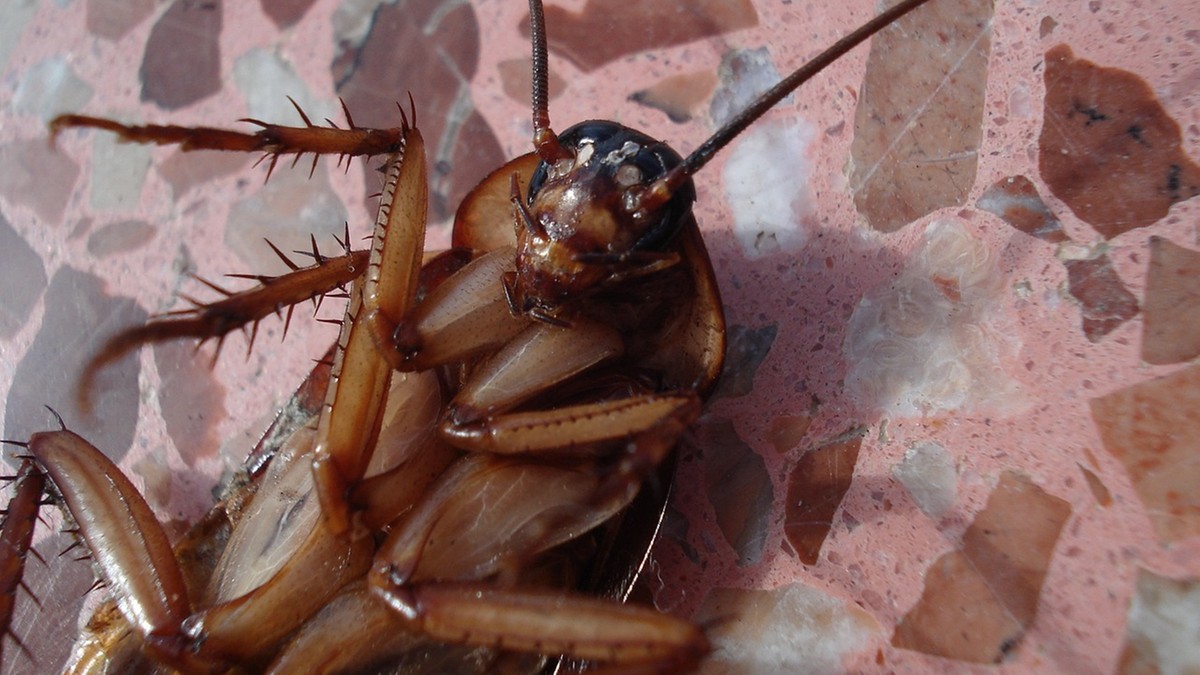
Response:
0,0,954,671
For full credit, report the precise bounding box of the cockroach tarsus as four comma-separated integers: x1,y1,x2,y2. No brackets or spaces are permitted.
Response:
1,0,938,671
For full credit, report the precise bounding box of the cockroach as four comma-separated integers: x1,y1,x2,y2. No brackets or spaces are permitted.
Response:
1,0,939,671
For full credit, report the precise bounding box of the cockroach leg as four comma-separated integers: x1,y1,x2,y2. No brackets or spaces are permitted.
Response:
443,393,700,457
151,505,372,665
364,396,702,670
162,135,432,658
78,248,369,412
25,431,191,643
311,125,428,534
265,581,450,673
372,405,695,595
49,104,406,177
0,460,45,665
380,583,709,671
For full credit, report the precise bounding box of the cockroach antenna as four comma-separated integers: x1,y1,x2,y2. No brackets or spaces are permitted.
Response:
643,0,937,207
523,0,937,208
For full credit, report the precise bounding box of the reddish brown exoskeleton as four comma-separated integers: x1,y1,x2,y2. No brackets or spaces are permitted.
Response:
1,0,937,671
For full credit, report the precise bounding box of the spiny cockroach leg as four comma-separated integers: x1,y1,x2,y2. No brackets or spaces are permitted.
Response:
78,247,369,412
52,106,422,414
50,106,403,177
25,431,192,642
0,459,46,665
311,122,429,534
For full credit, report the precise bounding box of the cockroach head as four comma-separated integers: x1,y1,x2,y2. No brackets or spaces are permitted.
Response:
506,120,696,320
507,0,939,322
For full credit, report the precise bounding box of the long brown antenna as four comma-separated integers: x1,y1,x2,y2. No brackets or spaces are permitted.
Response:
528,0,570,163
646,0,937,203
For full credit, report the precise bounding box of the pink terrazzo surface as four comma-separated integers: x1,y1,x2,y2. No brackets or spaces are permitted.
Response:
1,0,1199,673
